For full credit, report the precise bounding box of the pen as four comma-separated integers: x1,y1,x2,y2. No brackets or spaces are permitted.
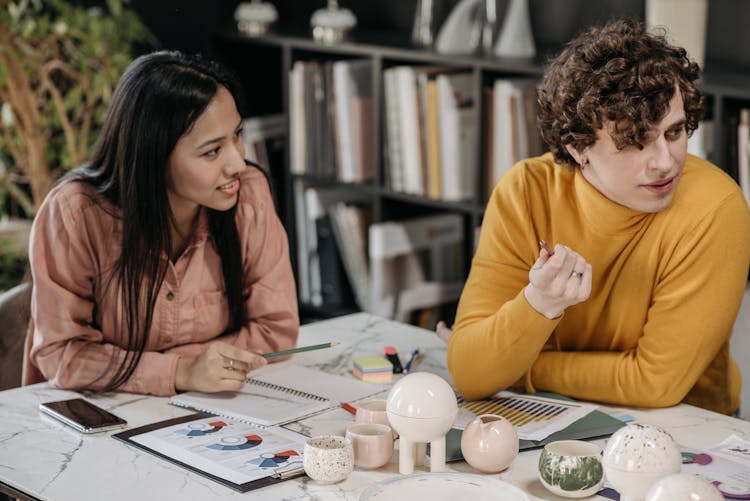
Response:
261,342,339,359
539,240,555,256
340,402,357,415
403,349,420,373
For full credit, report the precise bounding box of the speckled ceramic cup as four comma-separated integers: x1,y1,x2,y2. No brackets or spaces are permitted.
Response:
538,440,604,498
303,435,354,484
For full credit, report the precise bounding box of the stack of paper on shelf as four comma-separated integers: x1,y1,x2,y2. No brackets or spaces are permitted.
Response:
353,356,393,383
368,213,465,321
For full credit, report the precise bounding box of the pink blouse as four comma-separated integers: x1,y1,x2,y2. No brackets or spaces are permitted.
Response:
23,166,299,395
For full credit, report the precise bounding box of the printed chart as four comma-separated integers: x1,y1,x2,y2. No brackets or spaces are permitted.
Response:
131,416,306,485
457,391,596,441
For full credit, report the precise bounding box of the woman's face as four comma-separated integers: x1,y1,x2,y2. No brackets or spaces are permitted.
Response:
166,86,245,221
570,90,688,213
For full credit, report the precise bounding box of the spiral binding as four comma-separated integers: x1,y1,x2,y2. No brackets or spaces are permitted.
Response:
247,378,328,402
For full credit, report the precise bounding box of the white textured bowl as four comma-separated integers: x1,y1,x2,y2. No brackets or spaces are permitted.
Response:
602,424,681,501
645,473,724,501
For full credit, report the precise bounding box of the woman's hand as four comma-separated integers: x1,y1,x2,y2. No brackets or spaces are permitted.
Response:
524,243,592,319
174,342,267,392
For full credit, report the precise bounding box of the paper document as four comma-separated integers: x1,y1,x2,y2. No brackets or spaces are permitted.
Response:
455,391,597,441
681,434,750,499
119,414,307,490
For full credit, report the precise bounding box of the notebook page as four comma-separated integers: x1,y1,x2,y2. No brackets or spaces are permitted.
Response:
169,382,330,427
248,362,384,404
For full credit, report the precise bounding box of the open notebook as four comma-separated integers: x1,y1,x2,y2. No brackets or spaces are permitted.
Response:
169,362,384,427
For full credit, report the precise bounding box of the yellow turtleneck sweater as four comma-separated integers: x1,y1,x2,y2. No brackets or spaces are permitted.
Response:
448,153,750,415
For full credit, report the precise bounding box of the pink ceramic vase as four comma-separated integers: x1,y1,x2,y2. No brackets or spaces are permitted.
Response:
460,414,519,473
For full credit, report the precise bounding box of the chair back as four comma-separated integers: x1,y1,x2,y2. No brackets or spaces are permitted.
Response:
0,282,32,390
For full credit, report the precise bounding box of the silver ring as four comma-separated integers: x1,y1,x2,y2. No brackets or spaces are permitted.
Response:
570,270,583,279
225,358,235,370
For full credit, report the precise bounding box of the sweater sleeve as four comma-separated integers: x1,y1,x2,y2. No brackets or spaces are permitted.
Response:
28,186,179,396
208,172,299,356
530,191,750,409
448,166,560,399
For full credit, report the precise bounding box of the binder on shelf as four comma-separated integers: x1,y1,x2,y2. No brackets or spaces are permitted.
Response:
332,59,374,183
737,109,750,206
437,72,478,201
289,61,307,176
316,213,355,308
489,79,544,198
393,66,424,196
295,183,369,307
368,213,465,321
328,202,371,311
383,67,405,192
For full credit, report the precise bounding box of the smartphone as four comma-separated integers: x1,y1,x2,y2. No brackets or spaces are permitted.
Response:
39,398,127,434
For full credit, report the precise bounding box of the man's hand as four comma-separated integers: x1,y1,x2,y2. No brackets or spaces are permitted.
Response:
524,243,592,319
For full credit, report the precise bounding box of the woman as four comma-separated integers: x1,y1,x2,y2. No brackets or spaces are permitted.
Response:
23,51,299,396
447,19,750,415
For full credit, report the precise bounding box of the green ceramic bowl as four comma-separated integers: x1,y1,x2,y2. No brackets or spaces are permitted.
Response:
538,440,604,498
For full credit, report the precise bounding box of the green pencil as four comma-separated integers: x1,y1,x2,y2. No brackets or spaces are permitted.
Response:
261,341,339,359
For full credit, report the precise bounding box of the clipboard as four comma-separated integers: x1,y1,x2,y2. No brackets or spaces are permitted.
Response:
113,413,307,493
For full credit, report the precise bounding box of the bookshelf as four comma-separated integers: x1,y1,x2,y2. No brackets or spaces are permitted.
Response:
211,7,750,323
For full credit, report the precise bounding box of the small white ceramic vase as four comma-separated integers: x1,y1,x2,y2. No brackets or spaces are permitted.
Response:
494,0,536,58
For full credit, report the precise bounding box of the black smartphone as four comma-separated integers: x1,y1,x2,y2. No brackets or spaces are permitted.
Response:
39,398,128,434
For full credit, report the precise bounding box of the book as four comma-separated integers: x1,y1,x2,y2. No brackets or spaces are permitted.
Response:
169,362,383,427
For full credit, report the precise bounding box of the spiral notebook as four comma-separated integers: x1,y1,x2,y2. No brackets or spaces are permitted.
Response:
169,362,383,427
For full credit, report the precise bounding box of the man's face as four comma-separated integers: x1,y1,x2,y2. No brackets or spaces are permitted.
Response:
571,90,688,213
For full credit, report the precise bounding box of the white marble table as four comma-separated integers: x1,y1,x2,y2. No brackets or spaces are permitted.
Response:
1,313,749,500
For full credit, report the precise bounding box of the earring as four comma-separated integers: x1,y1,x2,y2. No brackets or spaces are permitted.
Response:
580,158,588,169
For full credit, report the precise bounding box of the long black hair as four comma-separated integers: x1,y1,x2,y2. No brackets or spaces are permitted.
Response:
67,51,246,391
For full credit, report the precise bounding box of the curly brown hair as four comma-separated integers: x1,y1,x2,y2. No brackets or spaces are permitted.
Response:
537,18,705,166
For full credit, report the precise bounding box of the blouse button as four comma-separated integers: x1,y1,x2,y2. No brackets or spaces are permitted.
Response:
164,336,173,343
166,291,175,301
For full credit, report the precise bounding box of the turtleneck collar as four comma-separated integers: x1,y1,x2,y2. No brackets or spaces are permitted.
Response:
572,167,653,236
